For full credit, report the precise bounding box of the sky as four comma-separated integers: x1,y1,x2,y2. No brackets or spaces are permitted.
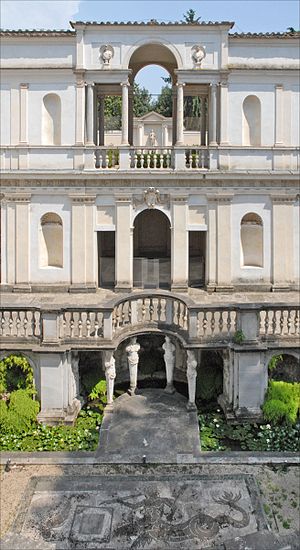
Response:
1,0,299,93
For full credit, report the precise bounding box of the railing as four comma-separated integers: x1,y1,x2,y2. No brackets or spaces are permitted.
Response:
59,310,104,340
130,148,173,169
112,295,188,334
185,148,209,169
0,308,41,340
1,145,299,172
259,307,300,339
0,302,299,348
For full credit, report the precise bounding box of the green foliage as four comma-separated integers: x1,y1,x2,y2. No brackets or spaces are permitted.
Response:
103,83,153,129
269,354,283,371
133,83,153,117
0,354,35,395
233,330,245,344
89,379,107,401
199,411,300,452
196,363,223,401
0,389,39,433
0,408,102,452
263,381,300,425
182,9,201,23
153,85,172,117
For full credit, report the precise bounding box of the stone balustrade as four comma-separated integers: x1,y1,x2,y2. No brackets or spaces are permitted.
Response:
1,145,299,172
1,300,299,350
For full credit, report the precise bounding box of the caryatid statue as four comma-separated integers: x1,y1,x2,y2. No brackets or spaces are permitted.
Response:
126,337,140,395
186,350,198,411
104,350,116,405
162,336,176,394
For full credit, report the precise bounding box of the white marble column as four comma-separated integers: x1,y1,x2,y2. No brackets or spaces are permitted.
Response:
209,83,217,145
186,350,197,411
19,83,28,144
115,196,133,291
200,97,207,146
104,351,116,405
219,82,229,145
163,336,176,394
126,337,140,395
176,82,185,145
171,196,188,291
162,124,168,147
121,81,129,145
75,78,85,145
86,83,94,145
275,84,284,146
98,94,105,146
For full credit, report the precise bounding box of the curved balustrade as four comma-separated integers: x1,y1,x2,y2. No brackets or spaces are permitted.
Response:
112,295,188,334
0,303,299,347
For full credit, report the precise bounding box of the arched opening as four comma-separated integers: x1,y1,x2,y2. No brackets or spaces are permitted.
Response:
42,93,61,145
268,354,300,383
242,95,261,146
40,212,63,268
133,209,171,288
241,213,263,268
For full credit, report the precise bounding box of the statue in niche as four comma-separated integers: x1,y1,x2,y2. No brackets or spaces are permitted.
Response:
191,45,206,67
100,44,114,66
148,128,157,147
104,350,116,404
126,337,140,395
162,336,176,394
186,350,198,410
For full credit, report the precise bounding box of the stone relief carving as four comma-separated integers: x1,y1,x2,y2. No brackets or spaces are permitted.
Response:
191,44,206,67
126,337,140,395
162,336,176,394
104,350,116,404
133,187,169,209
100,44,114,66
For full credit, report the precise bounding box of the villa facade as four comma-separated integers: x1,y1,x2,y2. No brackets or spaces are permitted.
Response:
0,20,299,423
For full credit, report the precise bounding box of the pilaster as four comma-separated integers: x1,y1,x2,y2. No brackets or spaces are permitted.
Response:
171,195,188,292
216,195,233,292
274,84,284,146
19,83,28,144
5,194,31,290
176,82,185,145
70,195,96,291
85,83,94,145
75,77,85,145
115,195,133,291
206,197,217,292
271,195,295,291
121,81,129,145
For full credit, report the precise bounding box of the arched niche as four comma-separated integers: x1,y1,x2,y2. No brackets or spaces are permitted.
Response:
242,95,261,146
133,209,171,288
42,93,61,145
241,212,263,268
40,212,63,268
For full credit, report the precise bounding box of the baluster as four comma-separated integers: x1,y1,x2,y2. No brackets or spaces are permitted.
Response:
160,153,164,168
94,313,99,338
134,154,138,169
153,152,157,168
9,312,14,336
183,306,188,331
202,311,208,338
15,312,21,337
195,151,199,168
211,311,216,337
166,151,170,168
70,313,75,338
99,153,103,169
141,299,146,323
264,310,270,336
116,305,121,329
146,153,151,168
188,152,192,168
0,312,5,336
78,312,83,338
105,152,109,169
149,298,154,321
279,309,285,335
23,311,29,337
121,303,126,326
287,308,292,335
86,312,91,338
61,313,67,339
218,311,224,335
295,309,300,335
271,310,277,336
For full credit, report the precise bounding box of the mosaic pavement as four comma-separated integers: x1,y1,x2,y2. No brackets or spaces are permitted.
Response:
3,474,268,549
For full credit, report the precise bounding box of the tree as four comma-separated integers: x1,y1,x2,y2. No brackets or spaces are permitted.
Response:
103,83,153,129
182,9,201,24
153,85,173,117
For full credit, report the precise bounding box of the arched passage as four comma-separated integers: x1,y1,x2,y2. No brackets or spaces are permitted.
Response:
133,209,171,288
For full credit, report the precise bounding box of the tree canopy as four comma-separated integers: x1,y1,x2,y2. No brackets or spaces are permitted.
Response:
182,9,201,23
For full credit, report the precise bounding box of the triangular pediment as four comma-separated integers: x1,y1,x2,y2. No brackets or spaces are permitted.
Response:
137,111,169,122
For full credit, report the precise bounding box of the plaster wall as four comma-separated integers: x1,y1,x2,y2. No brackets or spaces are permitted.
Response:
228,41,300,68
231,195,271,284
0,40,74,68
30,195,71,284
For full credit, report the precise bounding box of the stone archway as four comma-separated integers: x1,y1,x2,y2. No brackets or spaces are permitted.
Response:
133,209,171,288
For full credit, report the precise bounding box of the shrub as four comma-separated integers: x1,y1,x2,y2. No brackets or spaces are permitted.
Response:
0,389,40,433
89,379,107,402
197,364,222,401
263,380,300,425
0,354,35,395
